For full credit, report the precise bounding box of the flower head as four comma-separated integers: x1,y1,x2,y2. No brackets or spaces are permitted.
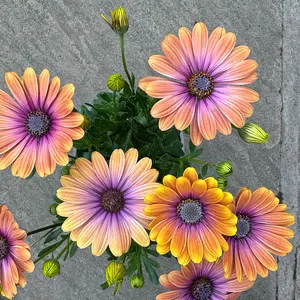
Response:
223,187,294,282
101,6,129,35
106,262,126,286
0,205,34,299
139,22,259,146
42,259,60,278
237,122,269,144
56,149,160,257
107,74,126,92
145,167,237,265
157,260,253,300
0,68,84,178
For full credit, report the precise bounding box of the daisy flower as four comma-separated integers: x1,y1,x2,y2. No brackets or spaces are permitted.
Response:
0,205,34,299
139,22,259,146
145,167,237,265
223,187,295,282
56,149,160,257
0,67,84,178
157,260,254,300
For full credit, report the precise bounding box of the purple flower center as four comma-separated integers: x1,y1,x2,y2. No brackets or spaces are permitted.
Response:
236,215,251,238
26,111,50,136
100,189,124,213
190,277,213,300
187,72,214,99
0,236,9,260
177,199,203,224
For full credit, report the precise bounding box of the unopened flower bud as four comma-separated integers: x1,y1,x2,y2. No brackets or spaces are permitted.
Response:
130,274,144,289
107,74,125,92
237,122,269,144
105,262,126,286
42,259,60,278
49,204,57,215
101,6,129,35
217,177,227,190
217,161,233,177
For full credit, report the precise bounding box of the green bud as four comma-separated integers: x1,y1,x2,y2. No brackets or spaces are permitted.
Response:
216,161,233,177
217,177,227,190
237,122,269,144
107,73,125,92
48,204,58,215
105,262,126,287
130,274,144,289
101,6,129,35
42,259,60,278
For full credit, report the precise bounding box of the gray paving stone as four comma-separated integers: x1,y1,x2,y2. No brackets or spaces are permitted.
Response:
0,0,297,299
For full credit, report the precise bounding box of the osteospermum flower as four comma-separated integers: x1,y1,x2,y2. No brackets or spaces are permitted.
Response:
0,205,34,299
56,149,160,257
223,187,295,282
157,260,254,300
139,22,259,146
0,68,84,178
145,167,237,265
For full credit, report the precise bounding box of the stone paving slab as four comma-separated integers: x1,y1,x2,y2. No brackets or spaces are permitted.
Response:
0,0,297,299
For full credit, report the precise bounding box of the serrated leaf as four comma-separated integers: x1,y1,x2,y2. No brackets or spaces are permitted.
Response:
192,147,203,158
141,256,159,285
144,248,159,257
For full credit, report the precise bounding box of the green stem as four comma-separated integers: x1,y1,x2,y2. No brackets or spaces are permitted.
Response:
55,240,73,261
120,34,134,91
27,223,63,236
112,91,117,118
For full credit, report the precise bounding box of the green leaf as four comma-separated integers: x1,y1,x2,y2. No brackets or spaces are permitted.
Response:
44,228,63,244
177,161,184,177
100,282,110,290
189,139,195,154
53,196,62,204
37,237,66,258
145,257,160,269
69,242,78,258
144,248,159,257
192,147,203,158
141,256,159,285
201,163,208,177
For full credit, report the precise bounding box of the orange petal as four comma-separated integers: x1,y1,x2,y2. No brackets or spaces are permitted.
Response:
163,174,177,190
23,67,39,109
38,69,50,108
176,176,191,199
198,100,217,140
157,219,178,245
192,22,208,70
187,229,203,263
174,97,195,130
191,179,207,198
183,167,198,184
170,224,187,257
138,76,162,91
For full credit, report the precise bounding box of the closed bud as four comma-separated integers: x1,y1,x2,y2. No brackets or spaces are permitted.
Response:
217,161,233,177
217,177,227,190
42,259,60,278
105,262,126,287
237,122,269,144
48,204,57,215
101,6,129,35
107,74,125,92
130,274,144,289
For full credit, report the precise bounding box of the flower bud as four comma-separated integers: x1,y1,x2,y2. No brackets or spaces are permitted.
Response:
101,6,129,35
42,259,60,278
48,204,58,215
217,177,227,190
105,262,126,286
80,114,90,130
130,274,144,289
217,161,233,177
107,74,125,92
237,122,269,144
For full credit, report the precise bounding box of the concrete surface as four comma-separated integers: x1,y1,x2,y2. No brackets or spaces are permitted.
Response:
0,0,298,299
